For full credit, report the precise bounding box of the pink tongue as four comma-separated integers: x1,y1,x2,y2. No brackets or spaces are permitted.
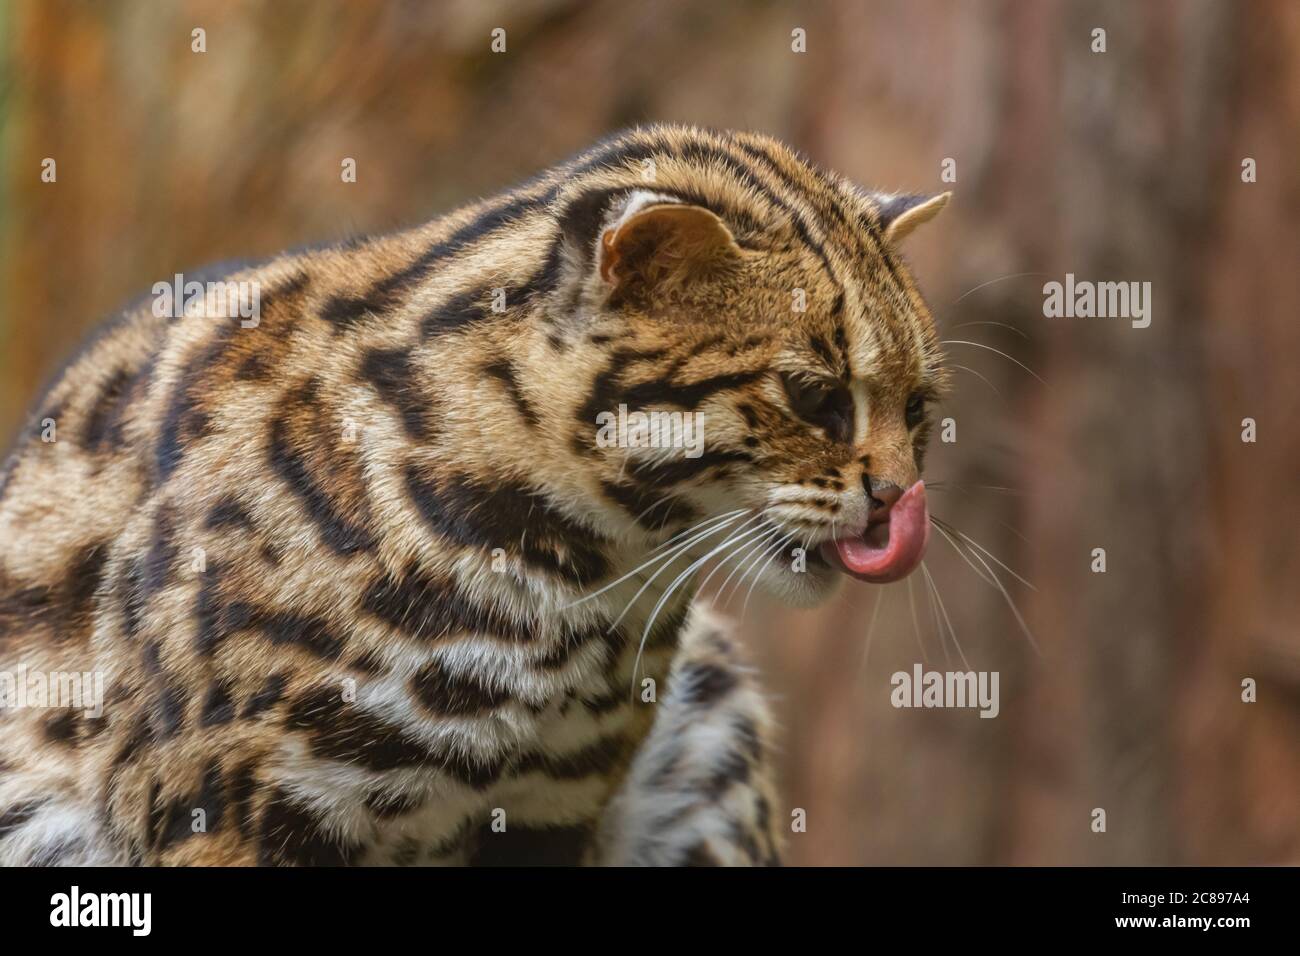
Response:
822,481,929,583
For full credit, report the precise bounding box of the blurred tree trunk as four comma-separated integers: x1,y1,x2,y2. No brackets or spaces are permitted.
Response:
1,0,1296,864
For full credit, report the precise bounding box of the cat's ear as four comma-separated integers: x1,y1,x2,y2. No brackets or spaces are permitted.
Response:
596,192,742,294
874,192,951,244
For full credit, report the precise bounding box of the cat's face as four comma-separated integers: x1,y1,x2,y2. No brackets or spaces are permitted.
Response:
576,184,949,607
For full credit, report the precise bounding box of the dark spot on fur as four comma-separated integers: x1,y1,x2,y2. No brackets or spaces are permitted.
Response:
242,673,287,718
599,480,698,532
258,611,344,660
82,366,136,451
227,760,259,838
419,287,490,339
258,787,361,866
0,800,45,837
65,540,109,632
514,735,625,780
199,680,236,726
359,347,434,440
142,511,178,599
267,380,375,556
404,469,609,586
155,684,187,739
482,359,539,428
362,562,531,643
205,497,255,531
286,686,432,772
194,570,254,656
411,660,510,717
319,290,394,332
42,710,80,745
110,715,155,768
680,661,738,706
155,328,237,482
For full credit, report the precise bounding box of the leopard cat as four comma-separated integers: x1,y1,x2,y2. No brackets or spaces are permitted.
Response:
0,125,949,866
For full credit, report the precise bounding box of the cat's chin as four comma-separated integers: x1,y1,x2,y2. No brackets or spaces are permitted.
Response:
752,556,845,608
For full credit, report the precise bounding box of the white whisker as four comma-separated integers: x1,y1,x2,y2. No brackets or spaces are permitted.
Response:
560,509,746,611
739,532,799,618
939,339,1046,385
922,561,969,670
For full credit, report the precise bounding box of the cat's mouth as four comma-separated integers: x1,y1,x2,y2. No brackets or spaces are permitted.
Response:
818,481,929,584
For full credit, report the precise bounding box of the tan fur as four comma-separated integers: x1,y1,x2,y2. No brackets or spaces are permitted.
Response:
0,126,946,865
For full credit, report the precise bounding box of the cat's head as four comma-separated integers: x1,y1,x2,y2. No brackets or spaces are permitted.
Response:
552,128,949,607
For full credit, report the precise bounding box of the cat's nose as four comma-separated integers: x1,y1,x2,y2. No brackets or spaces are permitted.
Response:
864,477,903,520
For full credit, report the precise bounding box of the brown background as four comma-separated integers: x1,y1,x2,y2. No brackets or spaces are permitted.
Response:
2,0,1296,864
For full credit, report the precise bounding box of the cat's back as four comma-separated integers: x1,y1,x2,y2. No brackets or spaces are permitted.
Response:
0,247,331,661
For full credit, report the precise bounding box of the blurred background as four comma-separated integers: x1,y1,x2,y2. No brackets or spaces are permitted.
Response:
1,0,1296,864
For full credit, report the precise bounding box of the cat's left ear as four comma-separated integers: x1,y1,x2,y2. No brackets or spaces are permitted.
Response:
874,192,952,244
596,192,743,292
557,189,742,305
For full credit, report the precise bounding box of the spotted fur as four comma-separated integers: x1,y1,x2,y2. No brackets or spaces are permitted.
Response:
0,126,947,866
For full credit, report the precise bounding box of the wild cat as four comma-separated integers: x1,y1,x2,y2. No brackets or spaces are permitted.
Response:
0,125,948,865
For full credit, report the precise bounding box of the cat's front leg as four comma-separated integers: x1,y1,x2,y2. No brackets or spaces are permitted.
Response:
595,605,783,866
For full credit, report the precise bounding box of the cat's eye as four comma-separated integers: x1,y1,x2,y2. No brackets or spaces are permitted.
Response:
781,372,853,444
905,393,927,429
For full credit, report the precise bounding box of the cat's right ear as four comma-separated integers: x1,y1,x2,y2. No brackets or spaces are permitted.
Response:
874,192,951,244
558,190,742,304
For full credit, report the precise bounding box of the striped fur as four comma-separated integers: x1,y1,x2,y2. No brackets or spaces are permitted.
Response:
0,126,947,866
